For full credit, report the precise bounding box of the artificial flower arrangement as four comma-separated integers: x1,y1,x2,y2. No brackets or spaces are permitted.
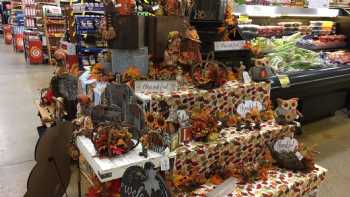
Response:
86,175,121,197
189,107,221,142
92,123,136,157
218,0,238,41
191,59,229,89
170,150,274,194
140,112,173,156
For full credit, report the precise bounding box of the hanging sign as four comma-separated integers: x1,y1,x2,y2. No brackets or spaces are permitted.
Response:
135,81,178,94
120,162,171,197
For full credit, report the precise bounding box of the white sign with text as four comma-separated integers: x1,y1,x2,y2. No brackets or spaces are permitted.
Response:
134,81,178,94
214,40,246,51
236,100,263,118
274,137,299,153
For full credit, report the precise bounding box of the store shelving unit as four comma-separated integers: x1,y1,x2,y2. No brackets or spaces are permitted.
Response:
0,0,11,31
75,12,106,69
42,4,64,64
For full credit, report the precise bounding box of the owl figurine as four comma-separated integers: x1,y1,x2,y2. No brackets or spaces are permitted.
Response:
275,98,302,125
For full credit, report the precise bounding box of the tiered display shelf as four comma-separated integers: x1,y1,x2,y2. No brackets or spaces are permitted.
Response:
182,165,327,196
77,77,327,196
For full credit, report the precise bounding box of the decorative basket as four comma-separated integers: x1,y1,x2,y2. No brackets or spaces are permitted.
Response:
92,122,139,157
191,53,228,89
268,144,307,171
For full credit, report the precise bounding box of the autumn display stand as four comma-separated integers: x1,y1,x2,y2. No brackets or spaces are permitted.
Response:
76,80,327,197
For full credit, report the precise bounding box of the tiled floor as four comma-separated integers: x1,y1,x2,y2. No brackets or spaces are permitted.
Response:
0,39,349,197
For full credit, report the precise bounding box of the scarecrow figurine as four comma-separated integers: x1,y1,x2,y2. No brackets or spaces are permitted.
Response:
164,31,182,66
179,26,202,70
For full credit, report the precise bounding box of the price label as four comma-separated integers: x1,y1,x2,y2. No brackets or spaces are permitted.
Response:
277,74,290,88
160,157,170,171
214,40,246,52
239,15,250,21
243,71,251,84
295,151,304,161
152,5,160,11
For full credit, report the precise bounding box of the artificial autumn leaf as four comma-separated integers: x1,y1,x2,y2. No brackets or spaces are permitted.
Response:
217,27,226,33
227,70,238,81
123,66,141,80
227,115,238,127
210,175,224,185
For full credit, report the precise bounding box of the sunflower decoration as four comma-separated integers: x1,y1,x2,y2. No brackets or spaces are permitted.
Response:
155,115,167,130
144,112,167,131
190,107,221,141
144,112,157,129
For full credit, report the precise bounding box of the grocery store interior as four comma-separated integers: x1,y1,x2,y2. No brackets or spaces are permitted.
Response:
1,0,350,197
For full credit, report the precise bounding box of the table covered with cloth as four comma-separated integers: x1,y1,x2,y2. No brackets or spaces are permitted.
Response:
181,165,327,197
173,121,295,177
137,81,270,116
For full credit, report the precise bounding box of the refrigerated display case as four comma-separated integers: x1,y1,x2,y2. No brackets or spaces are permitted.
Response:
191,4,350,123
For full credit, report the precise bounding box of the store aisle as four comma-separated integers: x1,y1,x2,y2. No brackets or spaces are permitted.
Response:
0,39,53,196
302,111,350,197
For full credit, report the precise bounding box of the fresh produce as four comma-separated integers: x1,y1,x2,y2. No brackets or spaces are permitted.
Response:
327,51,350,64
251,33,324,73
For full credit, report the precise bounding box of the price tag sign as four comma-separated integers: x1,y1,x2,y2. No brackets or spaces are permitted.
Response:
152,5,160,11
295,151,304,161
242,71,251,84
160,157,170,171
214,40,246,52
277,74,290,88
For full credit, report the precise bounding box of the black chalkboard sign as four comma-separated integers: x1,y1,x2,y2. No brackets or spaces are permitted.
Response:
121,162,170,197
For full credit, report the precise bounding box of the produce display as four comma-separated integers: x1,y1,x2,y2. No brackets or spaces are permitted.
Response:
297,35,347,50
309,21,335,36
251,33,326,73
278,22,302,36
327,51,350,65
